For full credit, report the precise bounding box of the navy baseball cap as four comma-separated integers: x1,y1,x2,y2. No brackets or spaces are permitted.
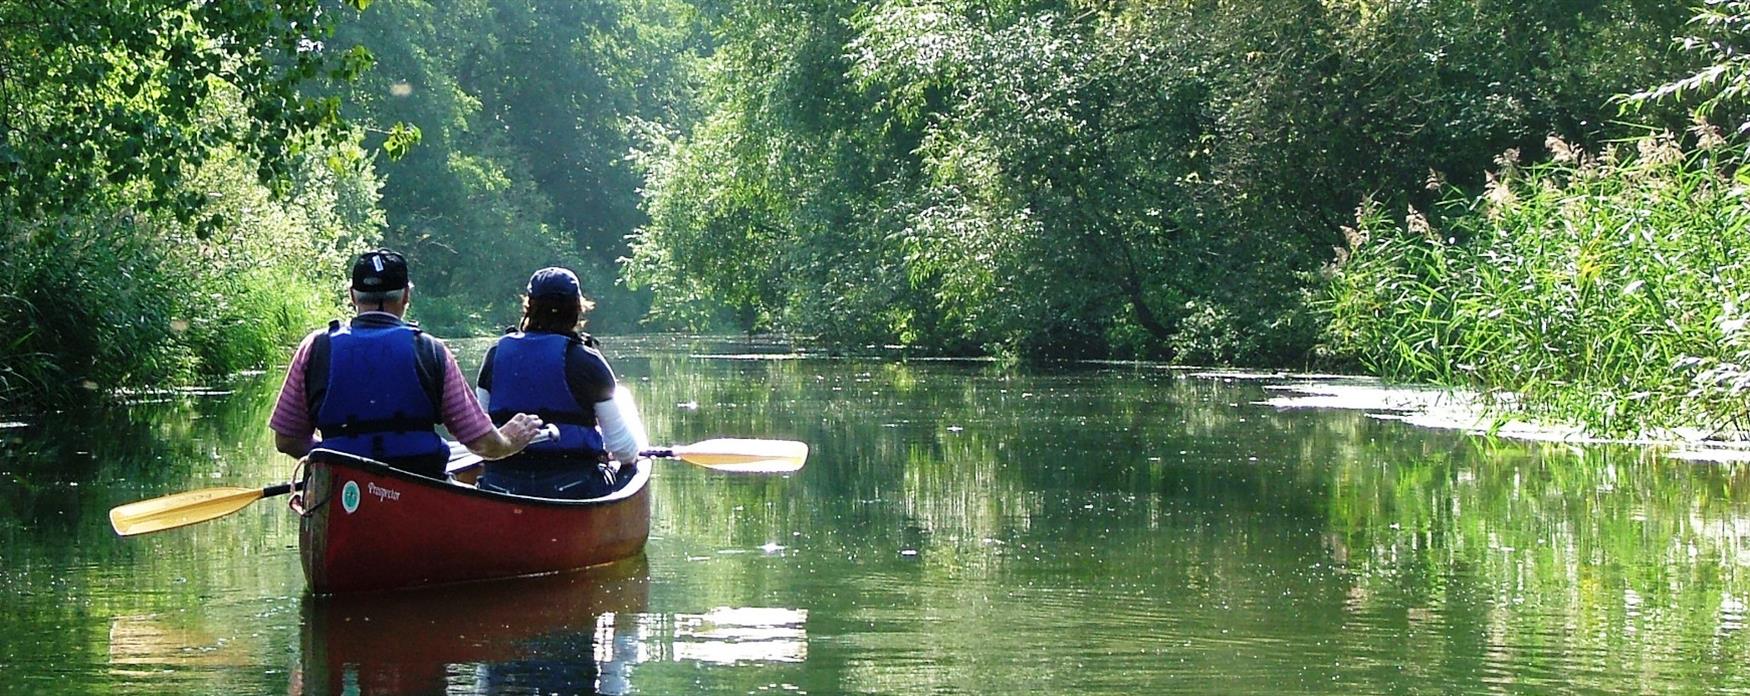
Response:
527,267,581,297
351,249,409,291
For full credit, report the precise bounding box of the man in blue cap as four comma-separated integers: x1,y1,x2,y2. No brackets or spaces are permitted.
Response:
473,266,646,498
269,249,547,477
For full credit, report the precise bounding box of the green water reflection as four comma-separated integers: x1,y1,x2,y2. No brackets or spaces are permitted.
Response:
3,336,1750,694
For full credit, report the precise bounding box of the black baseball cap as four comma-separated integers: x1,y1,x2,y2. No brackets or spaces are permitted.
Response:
351,249,409,292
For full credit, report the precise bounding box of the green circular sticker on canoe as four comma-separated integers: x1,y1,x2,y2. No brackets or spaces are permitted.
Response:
341,480,360,514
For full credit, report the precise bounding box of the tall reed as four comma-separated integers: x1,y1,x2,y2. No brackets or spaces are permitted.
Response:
1322,132,1750,437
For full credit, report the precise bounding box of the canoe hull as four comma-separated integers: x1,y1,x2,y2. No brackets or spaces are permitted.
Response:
298,450,650,594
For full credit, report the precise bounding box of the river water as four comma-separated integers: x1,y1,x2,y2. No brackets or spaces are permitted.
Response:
3,335,1749,694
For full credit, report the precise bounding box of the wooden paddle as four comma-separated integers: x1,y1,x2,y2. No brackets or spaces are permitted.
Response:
111,426,561,537
109,482,297,537
643,438,809,473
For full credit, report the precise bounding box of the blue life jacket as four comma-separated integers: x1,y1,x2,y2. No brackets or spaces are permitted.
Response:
488,331,606,463
313,319,449,475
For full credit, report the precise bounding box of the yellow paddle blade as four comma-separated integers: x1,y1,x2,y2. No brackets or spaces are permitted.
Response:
108,487,268,537
670,439,808,473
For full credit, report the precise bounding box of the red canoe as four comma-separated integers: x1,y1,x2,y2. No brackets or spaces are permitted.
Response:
295,449,651,594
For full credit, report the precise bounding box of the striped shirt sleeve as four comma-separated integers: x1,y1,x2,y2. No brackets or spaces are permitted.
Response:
437,346,496,444
268,330,320,439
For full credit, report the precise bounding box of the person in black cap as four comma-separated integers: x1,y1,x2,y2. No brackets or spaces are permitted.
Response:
268,249,547,476
472,266,647,498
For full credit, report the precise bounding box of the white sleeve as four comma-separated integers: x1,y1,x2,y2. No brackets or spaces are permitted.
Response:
474,387,491,412
595,385,649,464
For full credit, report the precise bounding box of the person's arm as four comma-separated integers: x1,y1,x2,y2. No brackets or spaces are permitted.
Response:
595,386,648,464
433,345,542,459
275,432,316,458
269,331,321,458
568,343,644,463
465,413,544,459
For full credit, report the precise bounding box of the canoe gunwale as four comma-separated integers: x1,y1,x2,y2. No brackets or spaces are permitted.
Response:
303,447,651,507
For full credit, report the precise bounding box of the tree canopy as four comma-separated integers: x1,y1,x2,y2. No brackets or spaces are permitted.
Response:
627,0,1692,363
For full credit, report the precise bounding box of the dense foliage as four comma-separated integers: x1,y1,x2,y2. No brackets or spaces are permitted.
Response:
1321,0,1750,436
0,0,697,404
10,0,1749,440
325,0,696,333
1322,134,1750,435
627,0,1691,362
0,0,380,402
1,0,372,220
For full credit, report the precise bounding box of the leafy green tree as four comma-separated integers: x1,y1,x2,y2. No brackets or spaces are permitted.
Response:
1,0,373,222
1623,0,1750,133
327,0,697,332
0,0,383,402
629,0,952,343
628,0,1688,363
